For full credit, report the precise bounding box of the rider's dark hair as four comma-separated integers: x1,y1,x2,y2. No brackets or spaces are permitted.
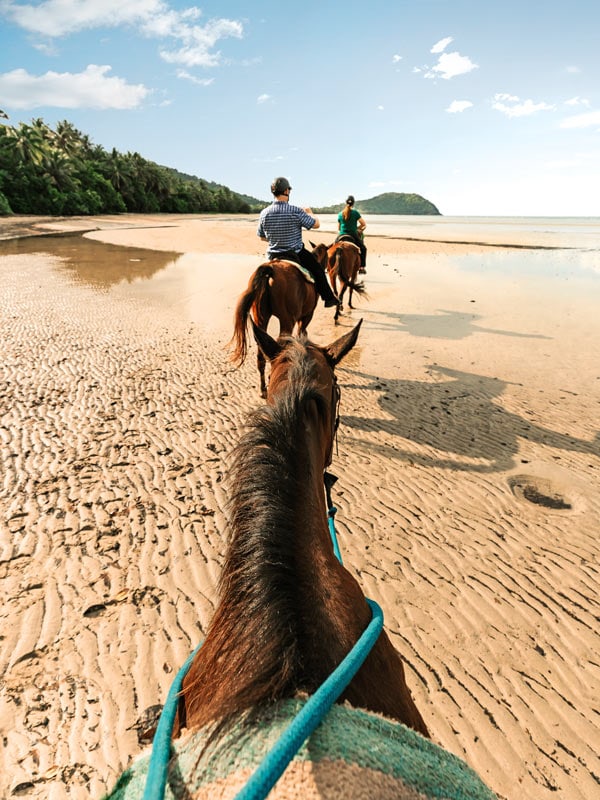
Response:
271,177,291,196
342,195,355,221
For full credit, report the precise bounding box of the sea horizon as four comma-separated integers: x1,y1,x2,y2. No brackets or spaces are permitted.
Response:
317,214,600,250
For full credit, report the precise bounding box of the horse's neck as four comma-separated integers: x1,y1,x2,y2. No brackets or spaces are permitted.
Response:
180,395,351,729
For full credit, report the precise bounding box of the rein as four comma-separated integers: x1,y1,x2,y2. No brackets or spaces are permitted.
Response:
142,473,383,800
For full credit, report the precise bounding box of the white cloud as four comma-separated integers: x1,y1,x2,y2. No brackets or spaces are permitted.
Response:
560,110,600,129
3,0,244,68
566,65,581,74
175,69,213,85
251,154,284,163
32,41,58,56
544,158,581,169
426,51,478,80
257,93,271,104
565,96,590,108
0,64,149,109
157,18,243,67
492,94,555,117
431,36,453,54
446,100,473,113
392,54,402,63
377,105,384,111
2,0,165,36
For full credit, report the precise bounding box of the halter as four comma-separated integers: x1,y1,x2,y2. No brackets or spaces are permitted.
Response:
325,372,341,468
141,473,383,800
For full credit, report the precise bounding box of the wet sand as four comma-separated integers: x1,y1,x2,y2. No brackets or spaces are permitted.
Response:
1,214,599,799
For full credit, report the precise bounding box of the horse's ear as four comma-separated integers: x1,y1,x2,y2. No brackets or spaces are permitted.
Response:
325,319,363,366
309,240,316,248
251,320,282,362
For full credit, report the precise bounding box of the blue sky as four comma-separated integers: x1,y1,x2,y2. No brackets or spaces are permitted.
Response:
0,0,598,216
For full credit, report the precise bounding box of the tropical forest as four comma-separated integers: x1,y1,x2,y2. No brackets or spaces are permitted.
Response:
0,115,257,216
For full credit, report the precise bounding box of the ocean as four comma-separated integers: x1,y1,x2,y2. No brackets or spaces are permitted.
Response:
318,214,600,251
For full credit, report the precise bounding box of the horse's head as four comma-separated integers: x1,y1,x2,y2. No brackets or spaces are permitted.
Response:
310,241,330,269
252,320,362,466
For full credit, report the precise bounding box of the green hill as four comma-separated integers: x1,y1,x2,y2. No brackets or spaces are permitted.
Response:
316,192,440,215
161,167,266,211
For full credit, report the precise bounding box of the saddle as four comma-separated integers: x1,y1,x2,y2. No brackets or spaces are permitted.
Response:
334,236,361,252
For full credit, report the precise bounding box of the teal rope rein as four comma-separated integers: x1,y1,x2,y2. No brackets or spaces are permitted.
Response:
142,477,382,800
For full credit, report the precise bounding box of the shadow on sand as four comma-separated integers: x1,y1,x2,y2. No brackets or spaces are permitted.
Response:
364,308,551,342
342,364,599,473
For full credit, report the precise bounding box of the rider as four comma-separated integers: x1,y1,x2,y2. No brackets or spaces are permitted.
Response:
257,177,340,308
336,195,367,273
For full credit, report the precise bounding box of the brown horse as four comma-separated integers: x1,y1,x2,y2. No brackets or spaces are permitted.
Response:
229,259,319,397
177,319,428,741
104,323,497,799
312,240,366,323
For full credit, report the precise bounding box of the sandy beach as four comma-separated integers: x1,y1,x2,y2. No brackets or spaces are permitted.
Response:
1,214,599,800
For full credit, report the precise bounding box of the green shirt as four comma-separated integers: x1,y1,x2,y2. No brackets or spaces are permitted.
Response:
338,208,362,236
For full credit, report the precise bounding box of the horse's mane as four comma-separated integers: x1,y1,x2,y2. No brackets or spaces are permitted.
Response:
182,337,331,731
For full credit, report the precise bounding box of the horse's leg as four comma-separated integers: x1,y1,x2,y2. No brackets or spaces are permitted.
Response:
257,349,267,398
327,269,338,300
254,308,271,398
298,286,318,334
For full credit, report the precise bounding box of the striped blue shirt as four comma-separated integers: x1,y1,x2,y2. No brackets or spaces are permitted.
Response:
257,201,317,258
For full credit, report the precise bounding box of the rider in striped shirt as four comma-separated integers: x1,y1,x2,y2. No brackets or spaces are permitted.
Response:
258,177,339,308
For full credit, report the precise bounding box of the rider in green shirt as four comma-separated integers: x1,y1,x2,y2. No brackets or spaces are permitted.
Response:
336,195,367,272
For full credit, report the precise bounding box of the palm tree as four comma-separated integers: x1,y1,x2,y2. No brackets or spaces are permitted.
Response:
4,122,48,166
43,150,76,191
53,120,83,157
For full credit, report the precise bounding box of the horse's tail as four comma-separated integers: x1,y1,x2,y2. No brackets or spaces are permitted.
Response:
229,264,273,366
346,277,368,296
336,248,368,297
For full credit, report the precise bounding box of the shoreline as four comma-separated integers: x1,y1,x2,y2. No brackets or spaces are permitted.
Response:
0,212,580,251
1,214,599,800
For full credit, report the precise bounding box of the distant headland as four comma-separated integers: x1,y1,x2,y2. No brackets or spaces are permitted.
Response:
315,192,441,216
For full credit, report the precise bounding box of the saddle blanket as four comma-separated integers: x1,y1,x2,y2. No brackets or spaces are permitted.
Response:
274,259,315,283
104,698,496,799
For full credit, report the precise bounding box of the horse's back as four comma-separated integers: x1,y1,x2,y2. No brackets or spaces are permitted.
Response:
104,699,496,799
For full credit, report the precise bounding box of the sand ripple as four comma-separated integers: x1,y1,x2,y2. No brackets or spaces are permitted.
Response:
1,247,599,800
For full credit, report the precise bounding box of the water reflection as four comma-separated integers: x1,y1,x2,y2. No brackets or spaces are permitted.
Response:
0,233,258,335
453,248,600,278
0,233,180,289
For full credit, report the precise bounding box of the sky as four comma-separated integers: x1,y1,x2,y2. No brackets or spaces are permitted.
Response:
0,0,598,216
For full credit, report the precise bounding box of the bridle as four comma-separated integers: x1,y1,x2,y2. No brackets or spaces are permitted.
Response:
325,371,341,468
